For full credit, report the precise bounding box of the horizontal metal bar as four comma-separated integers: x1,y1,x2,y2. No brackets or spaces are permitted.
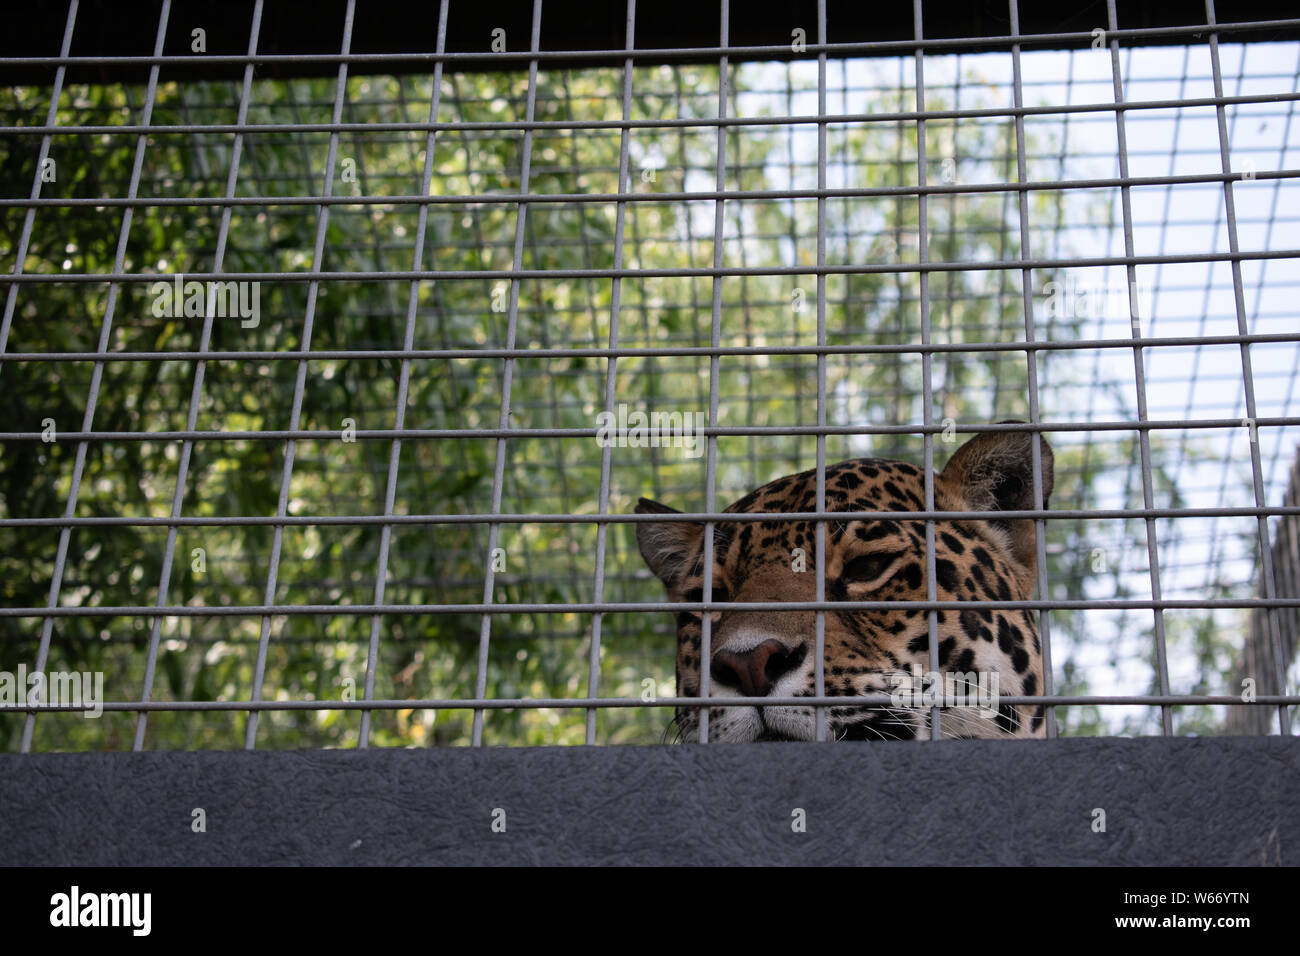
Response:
3,416,1296,443
4,333,1299,365
1,168,1295,212
56,88,1283,115
1,18,1295,72
5,597,1300,620
6,248,1297,285
3,504,1300,531
5,90,1298,139
3,693,1297,715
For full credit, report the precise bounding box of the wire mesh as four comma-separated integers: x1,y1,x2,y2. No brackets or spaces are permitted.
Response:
1,0,1298,751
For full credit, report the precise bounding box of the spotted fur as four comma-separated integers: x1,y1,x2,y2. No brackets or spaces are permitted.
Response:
635,424,1053,742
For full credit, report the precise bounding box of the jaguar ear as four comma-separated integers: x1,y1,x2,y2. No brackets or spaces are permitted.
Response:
635,497,702,587
939,422,1054,573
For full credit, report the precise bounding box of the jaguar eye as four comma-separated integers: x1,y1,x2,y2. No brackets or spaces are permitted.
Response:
683,586,730,604
841,552,900,585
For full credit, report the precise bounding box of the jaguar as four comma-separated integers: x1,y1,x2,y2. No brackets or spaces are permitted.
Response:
635,424,1053,742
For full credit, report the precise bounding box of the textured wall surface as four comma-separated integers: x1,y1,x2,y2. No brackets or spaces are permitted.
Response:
2,738,1296,866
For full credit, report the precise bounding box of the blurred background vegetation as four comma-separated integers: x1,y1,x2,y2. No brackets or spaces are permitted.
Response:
1,51,1290,750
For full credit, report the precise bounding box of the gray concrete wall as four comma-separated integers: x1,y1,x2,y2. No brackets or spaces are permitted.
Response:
2,738,1295,866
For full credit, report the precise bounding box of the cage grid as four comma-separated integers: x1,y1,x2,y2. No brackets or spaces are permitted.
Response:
1,0,1298,751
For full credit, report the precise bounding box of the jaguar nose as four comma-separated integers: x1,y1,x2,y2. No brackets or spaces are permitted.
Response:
710,639,806,698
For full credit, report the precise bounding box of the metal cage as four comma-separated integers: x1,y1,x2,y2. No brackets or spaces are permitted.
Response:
2,0,1298,765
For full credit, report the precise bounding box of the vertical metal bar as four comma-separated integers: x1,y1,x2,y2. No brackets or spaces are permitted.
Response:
1106,0,1173,737
913,0,941,741
814,0,828,742
1204,0,1292,735
134,0,266,751
559,72,605,348
1253,47,1300,496
0,0,78,368
471,0,543,746
1008,0,1058,739
724,80,758,485
672,67,708,419
1159,48,1202,594
698,0,729,743
21,0,171,752
834,59,854,450
584,0,636,745
358,0,450,748
991,61,1014,421
937,59,963,418
891,58,907,449
783,64,807,443
555,72,606,601
245,0,356,749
